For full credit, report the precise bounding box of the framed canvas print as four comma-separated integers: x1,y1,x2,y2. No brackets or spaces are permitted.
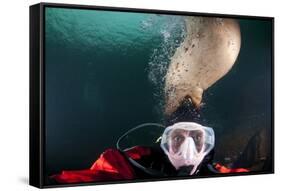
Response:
29,2,274,188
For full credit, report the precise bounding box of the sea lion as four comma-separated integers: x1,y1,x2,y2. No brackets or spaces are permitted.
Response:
165,17,241,115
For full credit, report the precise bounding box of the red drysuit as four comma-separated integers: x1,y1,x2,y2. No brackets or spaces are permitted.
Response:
51,146,249,184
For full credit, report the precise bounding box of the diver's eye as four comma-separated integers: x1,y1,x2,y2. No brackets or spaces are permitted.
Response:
194,135,202,142
173,135,185,145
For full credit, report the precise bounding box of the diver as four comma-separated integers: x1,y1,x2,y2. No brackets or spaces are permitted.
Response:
51,121,248,184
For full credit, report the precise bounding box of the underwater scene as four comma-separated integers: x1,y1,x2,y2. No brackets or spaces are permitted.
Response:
44,7,273,185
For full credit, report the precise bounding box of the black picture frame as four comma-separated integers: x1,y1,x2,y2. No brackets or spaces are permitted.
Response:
30,2,274,188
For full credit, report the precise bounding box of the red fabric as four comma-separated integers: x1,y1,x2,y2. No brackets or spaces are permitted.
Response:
124,146,151,160
51,146,150,184
214,163,249,173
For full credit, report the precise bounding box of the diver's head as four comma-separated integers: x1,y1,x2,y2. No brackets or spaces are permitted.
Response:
160,122,215,175
117,122,215,177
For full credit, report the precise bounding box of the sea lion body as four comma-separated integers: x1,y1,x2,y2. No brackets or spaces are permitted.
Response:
165,17,241,115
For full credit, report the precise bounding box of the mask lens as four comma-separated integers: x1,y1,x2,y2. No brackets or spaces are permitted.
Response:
189,130,204,152
170,129,187,153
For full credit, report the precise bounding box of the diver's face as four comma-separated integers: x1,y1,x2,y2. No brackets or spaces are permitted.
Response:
170,129,204,154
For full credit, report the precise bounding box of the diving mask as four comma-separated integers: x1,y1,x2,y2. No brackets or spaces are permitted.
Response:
160,122,215,175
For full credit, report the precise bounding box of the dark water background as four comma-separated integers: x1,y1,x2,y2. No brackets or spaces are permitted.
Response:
45,7,272,181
